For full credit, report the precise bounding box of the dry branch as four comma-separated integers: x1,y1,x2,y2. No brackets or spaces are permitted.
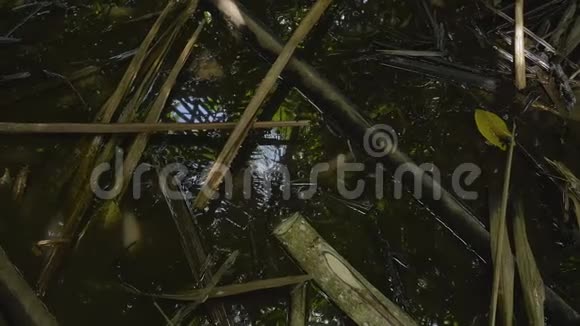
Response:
157,173,231,324
489,125,516,326
0,246,58,326
489,189,514,326
193,0,334,209
36,1,176,295
142,275,312,301
0,121,309,134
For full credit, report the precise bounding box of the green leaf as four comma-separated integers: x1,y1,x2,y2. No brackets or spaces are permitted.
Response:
475,109,512,151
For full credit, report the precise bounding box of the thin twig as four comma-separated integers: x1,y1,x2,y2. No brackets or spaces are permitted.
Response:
153,301,176,326
0,36,21,44
127,275,313,301
5,3,46,37
43,70,90,111
479,0,556,53
0,121,310,134
571,68,580,80
489,124,517,326
377,49,446,57
171,251,240,323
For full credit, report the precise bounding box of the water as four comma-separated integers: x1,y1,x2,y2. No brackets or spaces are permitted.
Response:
0,0,579,325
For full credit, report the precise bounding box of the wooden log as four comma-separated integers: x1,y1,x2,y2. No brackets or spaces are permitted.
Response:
209,1,580,324
274,213,417,326
0,246,58,326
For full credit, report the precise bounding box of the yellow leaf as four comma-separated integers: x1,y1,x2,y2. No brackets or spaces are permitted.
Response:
475,109,512,151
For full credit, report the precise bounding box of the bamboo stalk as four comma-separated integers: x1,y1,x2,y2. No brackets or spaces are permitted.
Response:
144,275,312,301
489,125,516,326
0,246,58,326
193,0,334,209
514,0,526,90
290,282,308,326
478,0,556,53
0,121,308,134
96,1,176,124
274,213,417,326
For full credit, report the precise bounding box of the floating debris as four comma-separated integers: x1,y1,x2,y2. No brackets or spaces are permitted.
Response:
0,168,11,189
189,52,225,82
12,165,29,201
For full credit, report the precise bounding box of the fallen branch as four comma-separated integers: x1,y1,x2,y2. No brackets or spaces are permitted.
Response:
140,275,312,301
0,121,309,134
377,49,446,57
0,246,58,326
193,0,334,209
489,124,516,326
36,0,177,295
117,19,206,199
274,213,417,326
379,56,502,92
479,0,556,53
489,184,515,326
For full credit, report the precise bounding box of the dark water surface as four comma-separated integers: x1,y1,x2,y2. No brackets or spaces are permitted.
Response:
0,0,579,325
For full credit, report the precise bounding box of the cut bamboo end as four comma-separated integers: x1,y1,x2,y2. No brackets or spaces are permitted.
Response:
273,212,302,236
